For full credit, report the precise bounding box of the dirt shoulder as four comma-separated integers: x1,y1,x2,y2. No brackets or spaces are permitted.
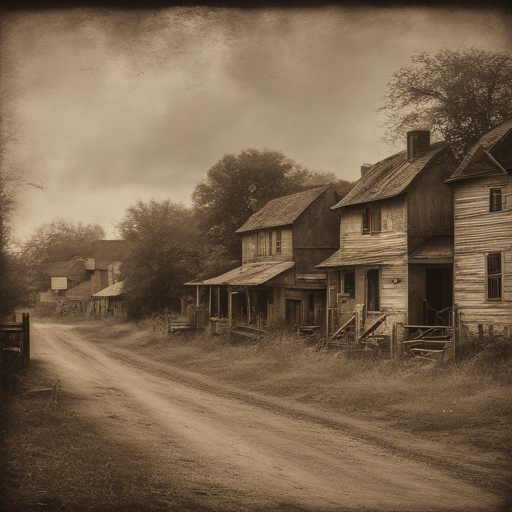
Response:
0,359,217,512
2,321,512,512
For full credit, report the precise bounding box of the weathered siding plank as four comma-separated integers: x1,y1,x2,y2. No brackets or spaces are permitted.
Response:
339,196,408,266
453,176,512,333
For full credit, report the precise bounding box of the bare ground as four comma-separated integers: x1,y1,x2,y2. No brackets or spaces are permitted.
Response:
1,322,511,511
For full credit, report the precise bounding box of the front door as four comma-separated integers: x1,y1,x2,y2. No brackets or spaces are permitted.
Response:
286,299,302,326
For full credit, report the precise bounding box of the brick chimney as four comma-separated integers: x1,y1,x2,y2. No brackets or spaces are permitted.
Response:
407,130,430,160
361,163,372,177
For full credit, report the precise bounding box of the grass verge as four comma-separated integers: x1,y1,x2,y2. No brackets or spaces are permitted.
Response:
75,318,512,456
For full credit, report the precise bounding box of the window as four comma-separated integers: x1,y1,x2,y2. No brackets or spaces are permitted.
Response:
343,270,355,299
362,207,381,234
487,253,502,300
276,230,282,254
367,269,380,311
269,231,273,256
490,188,502,212
258,232,265,256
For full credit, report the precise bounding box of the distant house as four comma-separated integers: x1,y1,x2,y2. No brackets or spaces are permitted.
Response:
317,130,458,339
186,184,340,333
91,281,124,318
38,240,127,315
85,240,127,294
446,119,512,337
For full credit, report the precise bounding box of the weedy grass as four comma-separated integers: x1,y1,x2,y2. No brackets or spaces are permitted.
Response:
72,317,512,452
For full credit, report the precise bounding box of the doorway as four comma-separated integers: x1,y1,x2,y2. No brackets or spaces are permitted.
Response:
424,267,452,325
286,299,302,326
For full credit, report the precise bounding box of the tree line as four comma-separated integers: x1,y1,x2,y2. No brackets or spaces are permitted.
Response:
2,48,511,320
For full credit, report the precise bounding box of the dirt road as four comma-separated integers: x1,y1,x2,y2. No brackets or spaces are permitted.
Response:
28,322,503,511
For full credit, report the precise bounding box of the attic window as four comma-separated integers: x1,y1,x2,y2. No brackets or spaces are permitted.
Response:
486,253,502,301
489,188,502,212
362,207,381,234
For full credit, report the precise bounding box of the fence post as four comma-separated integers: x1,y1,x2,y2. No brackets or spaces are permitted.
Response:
391,322,397,359
22,313,30,368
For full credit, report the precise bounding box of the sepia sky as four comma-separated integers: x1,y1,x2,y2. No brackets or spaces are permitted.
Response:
2,6,512,240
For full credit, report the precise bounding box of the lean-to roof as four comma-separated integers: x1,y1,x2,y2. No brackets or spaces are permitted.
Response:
409,236,454,263
92,281,124,297
185,261,295,286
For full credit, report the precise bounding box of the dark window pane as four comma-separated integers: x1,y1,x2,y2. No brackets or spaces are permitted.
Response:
487,253,501,275
367,269,380,311
371,208,381,233
490,189,502,212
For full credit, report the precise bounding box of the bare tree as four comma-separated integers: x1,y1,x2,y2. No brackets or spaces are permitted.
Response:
379,48,512,158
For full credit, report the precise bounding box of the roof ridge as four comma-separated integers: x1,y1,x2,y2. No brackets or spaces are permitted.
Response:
335,143,448,209
236,183,334,233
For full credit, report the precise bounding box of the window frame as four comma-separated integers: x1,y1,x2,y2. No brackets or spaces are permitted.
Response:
486,252,503,301
489,188,503,213
362,207,382,235
275,230,282,254
258,232,266,257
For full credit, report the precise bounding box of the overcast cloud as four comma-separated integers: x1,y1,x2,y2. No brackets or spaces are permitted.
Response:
2,6,511,240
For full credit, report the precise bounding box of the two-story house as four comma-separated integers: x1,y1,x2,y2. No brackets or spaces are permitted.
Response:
318,130,458,338
445,119,512,337
186,184,340,332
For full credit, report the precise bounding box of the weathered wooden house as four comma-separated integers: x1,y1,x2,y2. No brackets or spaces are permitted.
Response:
38,240,127,315
317,131,458,339
445,119,512,337
91,281,124,318
186,184,340,334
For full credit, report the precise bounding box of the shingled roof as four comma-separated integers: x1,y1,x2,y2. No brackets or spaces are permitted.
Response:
333,142,448,209
446,119,512,183
236,184,333,234
92,281,124,298
185,261,295,286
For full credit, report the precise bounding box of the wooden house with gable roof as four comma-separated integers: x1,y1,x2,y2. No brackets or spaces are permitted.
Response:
445,119,512,336
317,131,458,339
186,184,340,334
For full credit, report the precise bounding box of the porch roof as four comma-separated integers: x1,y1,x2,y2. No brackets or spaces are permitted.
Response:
186,261,295,286
408,236,453,263
92,281,124,298
315,248,406,268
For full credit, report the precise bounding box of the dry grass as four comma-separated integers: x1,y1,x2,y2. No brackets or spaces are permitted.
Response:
73,319,512,455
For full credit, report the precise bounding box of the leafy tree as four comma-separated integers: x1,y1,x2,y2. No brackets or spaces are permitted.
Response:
193,148,350,260
0,172,19,317
379,48,512,158
117,200,203,320
20,219,106,296
22,219,106,265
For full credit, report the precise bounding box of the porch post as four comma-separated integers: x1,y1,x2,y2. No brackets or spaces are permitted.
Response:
326,271,331,337
228,287,233,328
196,286,200,308
246,288,251,324
209,287,212,317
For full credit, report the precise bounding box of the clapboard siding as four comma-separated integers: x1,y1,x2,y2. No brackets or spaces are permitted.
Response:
339,197,408,266
241,228,293,264
453,176,512,332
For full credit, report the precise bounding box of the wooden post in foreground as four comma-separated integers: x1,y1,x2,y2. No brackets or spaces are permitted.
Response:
22,313,30,368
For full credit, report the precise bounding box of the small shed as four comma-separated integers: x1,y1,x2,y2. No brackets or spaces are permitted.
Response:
91,281,124,318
